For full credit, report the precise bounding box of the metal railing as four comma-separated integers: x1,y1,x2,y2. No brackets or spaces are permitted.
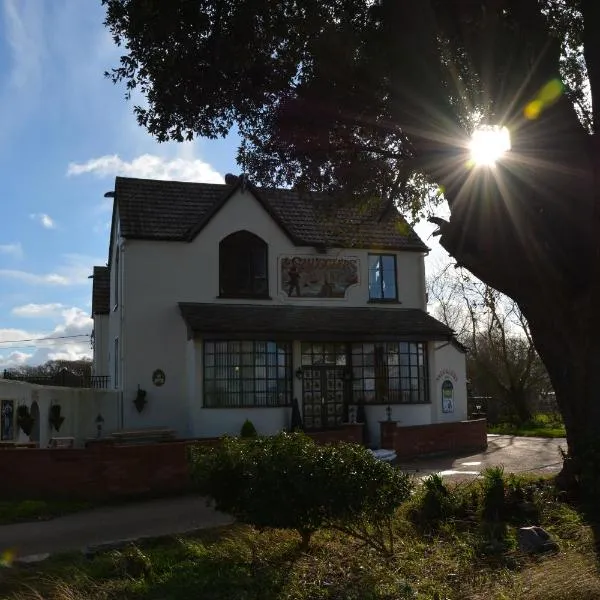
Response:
2,370,111,389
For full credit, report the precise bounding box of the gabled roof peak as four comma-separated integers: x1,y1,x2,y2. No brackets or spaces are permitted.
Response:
112,176,428,251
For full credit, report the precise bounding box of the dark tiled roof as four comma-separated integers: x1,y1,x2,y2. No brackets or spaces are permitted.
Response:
179,303,453,341
114,176,428,251
91,266,110,315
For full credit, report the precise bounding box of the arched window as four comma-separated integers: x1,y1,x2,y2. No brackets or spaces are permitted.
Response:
219,231,269,297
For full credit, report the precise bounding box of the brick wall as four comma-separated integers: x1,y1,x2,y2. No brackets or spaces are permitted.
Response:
0,425,365,501
308,423,364,445
381,419,487,459
0,442,197,501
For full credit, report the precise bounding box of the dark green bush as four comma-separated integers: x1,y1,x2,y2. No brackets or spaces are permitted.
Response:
481,466,506,522
189,432,413,551
239,419,258,438
408,474,458,529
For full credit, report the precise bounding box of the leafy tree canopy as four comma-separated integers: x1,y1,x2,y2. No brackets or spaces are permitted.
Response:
103,0,594,297
102,0,600,497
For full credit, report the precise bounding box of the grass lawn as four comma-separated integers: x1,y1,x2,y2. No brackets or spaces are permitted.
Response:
0,500,92,526
487,424,566,438
488,414,566,438
1,478,598,600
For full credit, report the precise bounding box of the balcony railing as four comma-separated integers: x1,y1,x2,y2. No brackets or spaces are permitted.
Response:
2,370,111,390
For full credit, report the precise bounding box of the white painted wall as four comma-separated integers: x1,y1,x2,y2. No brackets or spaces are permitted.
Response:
108,211,122,392
115,188,428,436
364,404,433,448
429,342,468,423
196,408,291,437
0,380,120,447
92,314,109,376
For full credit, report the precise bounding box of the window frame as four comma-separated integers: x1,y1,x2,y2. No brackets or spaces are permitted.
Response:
218,231,270,299
203,340,292,408
350,341,429,404
367,253,398,302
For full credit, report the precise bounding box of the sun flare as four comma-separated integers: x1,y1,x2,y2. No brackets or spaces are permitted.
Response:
469,126,511,167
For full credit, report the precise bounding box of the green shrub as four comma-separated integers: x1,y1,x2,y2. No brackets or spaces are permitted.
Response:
408,474,458,529
481,466,506,522
189,432,413,551
109,544,153,580
239,419,257,438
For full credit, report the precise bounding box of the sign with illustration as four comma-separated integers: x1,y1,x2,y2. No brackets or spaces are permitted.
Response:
152,369,166,386
441,380,455,413
280,256,359,298
1,399,14,441
436,368,458,382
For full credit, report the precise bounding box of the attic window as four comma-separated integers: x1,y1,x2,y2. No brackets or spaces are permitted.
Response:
219,231,269,298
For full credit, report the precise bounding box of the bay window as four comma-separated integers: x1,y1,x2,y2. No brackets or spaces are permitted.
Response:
203,340,292,407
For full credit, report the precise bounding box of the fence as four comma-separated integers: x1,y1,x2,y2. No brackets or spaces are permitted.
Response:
3,370,111,390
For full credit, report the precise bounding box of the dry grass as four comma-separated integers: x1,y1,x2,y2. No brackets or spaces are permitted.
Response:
1,477,598,600
467,551,600,600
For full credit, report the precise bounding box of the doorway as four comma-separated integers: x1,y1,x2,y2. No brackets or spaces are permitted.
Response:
302,366,345,430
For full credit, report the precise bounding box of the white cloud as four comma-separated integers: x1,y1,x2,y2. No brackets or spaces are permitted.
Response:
11,303,65,318
0,253,103,287
0,0,45,146
0,242,23,259
30,213,56,229
3,0,43,90
0,351,32,368
0,270,69,285
67,153,224,184
0,306,92,367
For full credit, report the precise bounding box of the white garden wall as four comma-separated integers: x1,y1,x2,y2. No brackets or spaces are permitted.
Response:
0,379,121,448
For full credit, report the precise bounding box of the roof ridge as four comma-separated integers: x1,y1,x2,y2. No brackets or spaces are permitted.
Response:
113,176,429,251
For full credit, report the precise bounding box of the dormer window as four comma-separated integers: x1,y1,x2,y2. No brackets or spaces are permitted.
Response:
219,231,269,298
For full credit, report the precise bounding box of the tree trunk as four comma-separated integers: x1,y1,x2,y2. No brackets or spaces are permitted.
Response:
522,307,600,508
505,391,532,426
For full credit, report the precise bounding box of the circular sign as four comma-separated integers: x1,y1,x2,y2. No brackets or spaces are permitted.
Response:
152,369,166,387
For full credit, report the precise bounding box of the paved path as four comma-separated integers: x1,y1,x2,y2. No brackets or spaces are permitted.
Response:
398,434,566,480
0,495,233,560
0,435,566,560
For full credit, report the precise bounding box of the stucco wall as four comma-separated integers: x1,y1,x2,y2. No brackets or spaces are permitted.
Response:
107,210,122,393
429,342,468,423
92,314,109,376
116,187,427,435
0,380,120,447
364,403,434,447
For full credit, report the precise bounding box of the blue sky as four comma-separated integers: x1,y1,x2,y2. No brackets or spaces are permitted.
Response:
0,0,446,368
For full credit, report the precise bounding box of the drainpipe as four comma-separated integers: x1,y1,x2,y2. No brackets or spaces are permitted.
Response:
119,237,126,430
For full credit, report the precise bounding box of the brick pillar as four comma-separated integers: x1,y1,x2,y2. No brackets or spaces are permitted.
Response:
380,421,398,449
342,423,365,444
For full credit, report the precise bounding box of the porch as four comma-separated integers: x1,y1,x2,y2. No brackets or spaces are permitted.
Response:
179,302,467,445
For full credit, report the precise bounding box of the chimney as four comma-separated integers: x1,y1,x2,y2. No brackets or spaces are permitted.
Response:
224,173,239,185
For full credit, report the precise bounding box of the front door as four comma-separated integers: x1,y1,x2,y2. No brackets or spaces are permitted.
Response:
302,366,345,429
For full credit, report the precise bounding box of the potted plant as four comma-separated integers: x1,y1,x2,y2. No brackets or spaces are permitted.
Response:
16,405,35,437
48,404,65,432
134,386,147,413
290,397,303,432
240,419,257,438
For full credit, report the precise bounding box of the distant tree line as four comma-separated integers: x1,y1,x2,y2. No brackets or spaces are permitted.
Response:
5,359,92,380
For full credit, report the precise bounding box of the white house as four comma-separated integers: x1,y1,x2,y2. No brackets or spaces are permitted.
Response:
91,174,468,446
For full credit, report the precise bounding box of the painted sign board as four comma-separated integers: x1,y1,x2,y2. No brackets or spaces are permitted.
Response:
280,256,359,298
